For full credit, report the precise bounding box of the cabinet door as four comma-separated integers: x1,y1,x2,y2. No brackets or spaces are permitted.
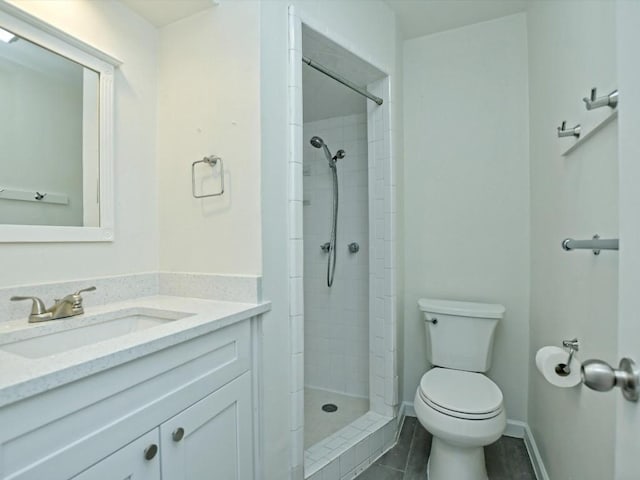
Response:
159,372,253,480
71,429,160,480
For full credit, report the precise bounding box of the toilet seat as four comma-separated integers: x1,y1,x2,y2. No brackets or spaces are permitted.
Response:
419,368,503,420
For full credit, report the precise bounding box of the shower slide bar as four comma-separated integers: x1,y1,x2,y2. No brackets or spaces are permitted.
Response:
301,55,383,106
562,234,619,255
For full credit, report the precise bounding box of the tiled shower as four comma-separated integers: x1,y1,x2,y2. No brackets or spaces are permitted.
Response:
288,9,399,478
303,113,370,399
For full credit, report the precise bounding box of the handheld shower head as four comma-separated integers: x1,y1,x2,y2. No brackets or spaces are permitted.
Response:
310,136,324,149
310,136,347,167
310,135,332,163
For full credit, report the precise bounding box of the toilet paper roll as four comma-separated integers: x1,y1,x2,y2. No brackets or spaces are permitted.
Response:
535,346,582,388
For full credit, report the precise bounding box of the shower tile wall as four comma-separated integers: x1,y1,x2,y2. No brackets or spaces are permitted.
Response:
303,113,369,398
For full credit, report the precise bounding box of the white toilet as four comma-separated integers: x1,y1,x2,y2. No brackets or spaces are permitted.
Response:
414,298,506,480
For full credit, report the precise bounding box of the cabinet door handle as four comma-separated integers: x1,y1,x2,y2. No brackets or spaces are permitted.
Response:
172,427,185,442
144,444,158,461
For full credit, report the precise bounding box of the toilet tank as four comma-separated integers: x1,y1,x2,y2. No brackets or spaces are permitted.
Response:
418,298,505,372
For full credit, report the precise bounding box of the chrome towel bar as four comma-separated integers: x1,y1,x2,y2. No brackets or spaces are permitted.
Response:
562,234,618,255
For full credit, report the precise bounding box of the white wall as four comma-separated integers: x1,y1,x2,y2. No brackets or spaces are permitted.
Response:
402,14,530,422
260,2,400,478
157,2,262,275
0,0,158,288
303,113,369,398
527,2,618,479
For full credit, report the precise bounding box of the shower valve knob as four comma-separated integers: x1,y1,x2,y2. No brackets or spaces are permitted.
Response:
348,242,360,253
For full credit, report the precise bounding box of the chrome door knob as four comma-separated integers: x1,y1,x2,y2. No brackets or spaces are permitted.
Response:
581,359,616,391
581,357,639,402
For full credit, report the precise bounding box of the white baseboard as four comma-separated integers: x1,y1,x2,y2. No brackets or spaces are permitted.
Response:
401,402,548,480
397,402,406,430
504,419,526,438
402,401,416,417
523,424,550,480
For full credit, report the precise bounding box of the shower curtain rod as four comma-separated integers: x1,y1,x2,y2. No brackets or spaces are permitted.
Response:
302,55,384,106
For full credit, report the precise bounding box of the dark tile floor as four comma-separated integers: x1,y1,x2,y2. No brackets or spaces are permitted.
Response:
357,417,536,480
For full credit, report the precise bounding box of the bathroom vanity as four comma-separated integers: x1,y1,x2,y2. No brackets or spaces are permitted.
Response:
0,296,269,480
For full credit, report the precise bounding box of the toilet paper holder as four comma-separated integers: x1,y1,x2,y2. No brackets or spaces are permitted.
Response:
581,357,639,402
556,338,580,376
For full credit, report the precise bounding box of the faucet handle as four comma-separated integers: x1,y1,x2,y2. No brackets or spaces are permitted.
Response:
74,286,97,296
10,296,47,315
69,286,96,312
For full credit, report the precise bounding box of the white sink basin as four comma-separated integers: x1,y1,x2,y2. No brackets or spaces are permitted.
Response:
0,308,193,359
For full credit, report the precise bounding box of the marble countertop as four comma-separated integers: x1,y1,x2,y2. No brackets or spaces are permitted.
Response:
0,295,270,408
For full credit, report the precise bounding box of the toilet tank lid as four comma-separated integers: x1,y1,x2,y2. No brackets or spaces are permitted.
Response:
418,298,505,319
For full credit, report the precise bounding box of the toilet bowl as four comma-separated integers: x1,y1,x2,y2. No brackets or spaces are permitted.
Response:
415,298,506,480
414,368,506,480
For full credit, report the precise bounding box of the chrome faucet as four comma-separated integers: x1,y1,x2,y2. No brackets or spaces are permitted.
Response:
11,286,96,323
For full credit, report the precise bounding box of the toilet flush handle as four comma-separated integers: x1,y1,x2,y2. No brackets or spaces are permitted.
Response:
427,317,438,325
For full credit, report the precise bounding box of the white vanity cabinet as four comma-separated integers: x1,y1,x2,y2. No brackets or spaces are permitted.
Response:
71,373,252,480
0,317,257,480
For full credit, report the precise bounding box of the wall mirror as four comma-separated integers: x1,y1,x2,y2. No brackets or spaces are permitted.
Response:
0,2,120,242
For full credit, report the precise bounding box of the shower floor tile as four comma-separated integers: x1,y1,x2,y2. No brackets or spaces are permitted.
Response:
304,387,369,449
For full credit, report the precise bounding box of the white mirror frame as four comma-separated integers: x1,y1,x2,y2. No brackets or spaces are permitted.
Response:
0,1,121,242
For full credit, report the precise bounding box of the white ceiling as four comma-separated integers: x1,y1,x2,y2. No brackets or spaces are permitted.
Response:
119,0,526,38
119,0,216,27
385,0,527,39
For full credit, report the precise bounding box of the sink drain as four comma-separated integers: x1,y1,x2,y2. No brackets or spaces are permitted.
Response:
322,403,338,413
